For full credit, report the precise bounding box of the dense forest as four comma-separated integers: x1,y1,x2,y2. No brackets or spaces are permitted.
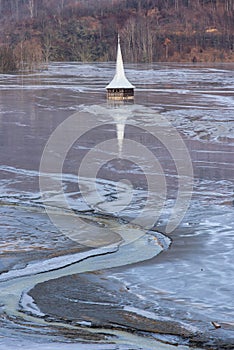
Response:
0,0,233,72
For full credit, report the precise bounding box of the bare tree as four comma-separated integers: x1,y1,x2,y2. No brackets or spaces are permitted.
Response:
43,32,53,67
14,38,44,71
0,46,17,73
27,0,34,18
164,37,171,60
225,0,233,12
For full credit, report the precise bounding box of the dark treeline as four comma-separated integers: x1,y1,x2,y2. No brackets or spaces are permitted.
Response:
0,0,233,72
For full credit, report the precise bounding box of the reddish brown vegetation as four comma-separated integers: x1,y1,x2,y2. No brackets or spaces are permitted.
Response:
0,0,233,72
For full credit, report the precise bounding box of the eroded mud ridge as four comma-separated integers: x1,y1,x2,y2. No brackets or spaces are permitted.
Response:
27,272,233,350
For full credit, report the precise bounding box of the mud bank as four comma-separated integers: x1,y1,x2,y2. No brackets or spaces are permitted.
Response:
28,272,234,349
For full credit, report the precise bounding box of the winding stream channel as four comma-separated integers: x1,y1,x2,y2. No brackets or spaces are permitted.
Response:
0,204,182,349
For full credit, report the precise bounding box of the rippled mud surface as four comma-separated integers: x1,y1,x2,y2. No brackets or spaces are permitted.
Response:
0,62,233,349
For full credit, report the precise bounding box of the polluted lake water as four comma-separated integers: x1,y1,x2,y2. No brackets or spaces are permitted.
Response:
0,62,233,349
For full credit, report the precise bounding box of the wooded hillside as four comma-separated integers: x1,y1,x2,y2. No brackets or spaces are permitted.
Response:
0,0,233,72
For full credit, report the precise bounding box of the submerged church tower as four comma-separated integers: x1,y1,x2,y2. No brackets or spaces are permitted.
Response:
106,35,135,100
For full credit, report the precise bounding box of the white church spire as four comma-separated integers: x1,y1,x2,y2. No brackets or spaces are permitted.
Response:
106,34,135,89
